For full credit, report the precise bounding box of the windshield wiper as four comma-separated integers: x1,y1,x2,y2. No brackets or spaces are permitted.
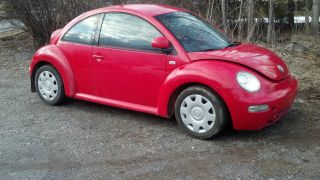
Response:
202,48,220,52
201,42,241,52
226,42,241,48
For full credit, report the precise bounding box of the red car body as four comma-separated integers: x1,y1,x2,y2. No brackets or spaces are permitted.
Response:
29,4,298,130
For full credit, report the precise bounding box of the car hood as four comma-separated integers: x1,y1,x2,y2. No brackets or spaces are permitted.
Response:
187,44,289,81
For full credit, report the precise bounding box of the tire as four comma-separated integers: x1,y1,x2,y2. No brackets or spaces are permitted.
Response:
174,86,228,139
35,65,66,105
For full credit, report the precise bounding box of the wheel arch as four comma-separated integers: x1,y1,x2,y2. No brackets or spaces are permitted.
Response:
157,60,240,128
166,82,231,123
31,61,51,92
30,45,76,97
157,76,232,118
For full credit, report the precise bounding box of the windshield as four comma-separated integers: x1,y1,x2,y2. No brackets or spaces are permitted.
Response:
156,12,232,52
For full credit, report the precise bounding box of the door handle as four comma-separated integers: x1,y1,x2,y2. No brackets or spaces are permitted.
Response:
92,55,104,62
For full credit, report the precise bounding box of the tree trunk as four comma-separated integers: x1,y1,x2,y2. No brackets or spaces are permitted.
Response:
312,0,319,35
112,0,122,5
238,0,244,41
267,0,274,45
210,0,215,21
207,0,214,21
247,0,254,42
207,0,211,19
221,0,228,34
288,0,295,29
305,0,310,34
294,0,299,34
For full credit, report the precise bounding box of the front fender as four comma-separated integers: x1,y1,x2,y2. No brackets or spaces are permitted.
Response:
157,60,245,118
30,45,76,97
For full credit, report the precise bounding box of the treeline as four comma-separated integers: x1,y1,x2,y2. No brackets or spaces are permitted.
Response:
1,0,319,48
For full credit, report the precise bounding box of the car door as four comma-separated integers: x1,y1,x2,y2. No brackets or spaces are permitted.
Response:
58,14,101,95
92,13,168,108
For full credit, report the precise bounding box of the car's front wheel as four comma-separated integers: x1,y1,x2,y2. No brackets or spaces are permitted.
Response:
35,65,66,105
175,86,228,139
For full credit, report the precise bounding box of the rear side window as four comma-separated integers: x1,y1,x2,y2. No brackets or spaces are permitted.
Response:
99,13,162,52
62,15,99,45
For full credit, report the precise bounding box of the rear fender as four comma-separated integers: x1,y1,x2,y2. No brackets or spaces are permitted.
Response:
30,45,76,97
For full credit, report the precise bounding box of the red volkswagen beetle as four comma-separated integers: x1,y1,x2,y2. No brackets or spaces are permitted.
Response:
29,4,298,139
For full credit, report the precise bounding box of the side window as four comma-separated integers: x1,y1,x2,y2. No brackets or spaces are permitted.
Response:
62,15,99,45
99,13,162,51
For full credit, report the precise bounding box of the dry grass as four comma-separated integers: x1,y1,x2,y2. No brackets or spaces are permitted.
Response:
270,37,320,102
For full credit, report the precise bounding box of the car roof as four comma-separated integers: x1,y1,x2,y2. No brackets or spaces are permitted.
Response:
95,4,188,17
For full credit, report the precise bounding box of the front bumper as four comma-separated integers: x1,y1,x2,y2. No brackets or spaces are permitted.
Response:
225,76,298,130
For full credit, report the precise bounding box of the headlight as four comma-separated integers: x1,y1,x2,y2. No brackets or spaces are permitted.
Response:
236,72,261,92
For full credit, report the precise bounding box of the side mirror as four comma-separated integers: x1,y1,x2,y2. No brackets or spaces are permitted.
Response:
152,36,171,49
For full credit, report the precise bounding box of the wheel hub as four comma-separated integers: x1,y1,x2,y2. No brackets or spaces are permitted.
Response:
191,107,204,121
44,80,52,91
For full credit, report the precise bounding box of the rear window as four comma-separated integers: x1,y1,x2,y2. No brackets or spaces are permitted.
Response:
62,15,100,45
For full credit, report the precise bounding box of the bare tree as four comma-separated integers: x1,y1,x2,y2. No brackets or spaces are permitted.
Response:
267,0,274,45
288,0,295,29
206,0,215,21
2,0,56,48
221,0,228,34
293,0,299,34
2,0,317,48
305,0,310,34
247,0,255,42
312,0,319,35
237,0,244,41
112,0,127,4
2,0,110,49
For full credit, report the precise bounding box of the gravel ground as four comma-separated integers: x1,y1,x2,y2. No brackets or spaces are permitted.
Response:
0,35,319,179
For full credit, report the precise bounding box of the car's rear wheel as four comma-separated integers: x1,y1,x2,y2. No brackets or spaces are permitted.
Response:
175,86,228,139
35,65,66,105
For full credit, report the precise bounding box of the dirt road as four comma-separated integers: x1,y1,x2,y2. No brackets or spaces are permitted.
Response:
0,35,319,179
